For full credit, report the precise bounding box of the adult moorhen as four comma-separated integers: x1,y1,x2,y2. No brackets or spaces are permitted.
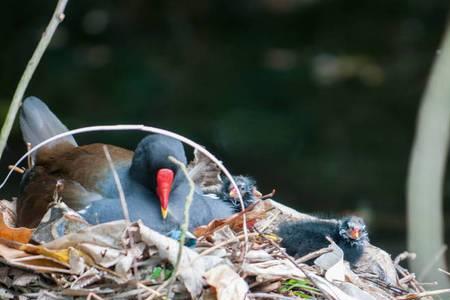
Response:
78,134,236,233
17,97,234,232
278,216,369,265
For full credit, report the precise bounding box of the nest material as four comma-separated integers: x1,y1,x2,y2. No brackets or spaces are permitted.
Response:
0,199,441,300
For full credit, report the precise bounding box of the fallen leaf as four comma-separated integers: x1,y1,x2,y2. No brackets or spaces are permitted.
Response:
0,214,32,243
242,259,305,279
211,225,236,243
353,244,398,286
32,202,89,244
246,250,274,263
0,199,17,228
304,270,360,300
44,220,127,250
69,247,86,275
314,242,345,282
0,288,14,299
70,268,104,289
0,243,28,260
195,200,271,238
77,243,123,268
204,264,249,300
334,282,378,300
12,273,39,287
138,221,224,298
0,238,89,274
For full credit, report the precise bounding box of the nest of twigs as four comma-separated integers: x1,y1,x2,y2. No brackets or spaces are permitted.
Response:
0,197,443,300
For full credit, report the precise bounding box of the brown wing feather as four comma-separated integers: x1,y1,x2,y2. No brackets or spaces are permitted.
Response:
35,143,133,192
18,143,134,228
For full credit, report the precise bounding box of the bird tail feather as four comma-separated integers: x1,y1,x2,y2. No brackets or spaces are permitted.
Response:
20,96,77,148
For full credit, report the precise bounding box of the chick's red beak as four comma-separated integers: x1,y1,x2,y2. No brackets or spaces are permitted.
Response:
156,168,174,219
229,187,238,199
349,228,361,239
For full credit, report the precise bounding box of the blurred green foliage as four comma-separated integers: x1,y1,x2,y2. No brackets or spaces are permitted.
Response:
0,0,449,252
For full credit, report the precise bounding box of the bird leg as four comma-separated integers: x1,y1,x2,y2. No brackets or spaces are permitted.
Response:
259,189,276,199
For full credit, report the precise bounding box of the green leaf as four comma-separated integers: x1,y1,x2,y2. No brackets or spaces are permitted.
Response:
150,267,162,280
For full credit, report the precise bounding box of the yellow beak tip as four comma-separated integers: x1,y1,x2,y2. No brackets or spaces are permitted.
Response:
161,208,168,219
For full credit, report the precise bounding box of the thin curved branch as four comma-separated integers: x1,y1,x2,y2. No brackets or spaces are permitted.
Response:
0,0,69,159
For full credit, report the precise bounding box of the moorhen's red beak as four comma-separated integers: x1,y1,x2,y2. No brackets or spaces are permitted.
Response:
156,168,174,219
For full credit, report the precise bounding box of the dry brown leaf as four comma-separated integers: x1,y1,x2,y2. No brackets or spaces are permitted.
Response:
204,264,249,300
0,243,28,260
194,200,271,238
0,214,32,243
0,237,93,274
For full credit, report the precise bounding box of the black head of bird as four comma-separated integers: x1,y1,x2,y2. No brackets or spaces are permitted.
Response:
129,134,188,219
338,216,369,246
220,175,261,211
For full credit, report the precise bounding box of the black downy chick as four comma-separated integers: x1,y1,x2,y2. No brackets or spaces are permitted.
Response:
278,216,369,265
186,149,263,212
220,175,262,212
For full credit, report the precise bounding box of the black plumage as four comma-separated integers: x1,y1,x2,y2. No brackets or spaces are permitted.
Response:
278,216,369,265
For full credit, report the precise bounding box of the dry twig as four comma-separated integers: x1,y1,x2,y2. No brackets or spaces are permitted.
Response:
164,156,196,298
102,146,130,222
0,0,69,159
103,145,141,299
295,247,333,264
396,288,450,300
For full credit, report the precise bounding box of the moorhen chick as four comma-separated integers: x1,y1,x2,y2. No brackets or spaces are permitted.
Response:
17,97,234,231
186,149,262,212
278,216,369,265
219,175,261,212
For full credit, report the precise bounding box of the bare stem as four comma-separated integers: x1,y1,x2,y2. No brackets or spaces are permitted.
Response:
163,156,195,298
396,288,450,300
103,145,141,299
0,0,69,159
102,145,130,222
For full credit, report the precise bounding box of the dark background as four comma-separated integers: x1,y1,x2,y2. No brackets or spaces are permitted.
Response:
1,0,449,255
